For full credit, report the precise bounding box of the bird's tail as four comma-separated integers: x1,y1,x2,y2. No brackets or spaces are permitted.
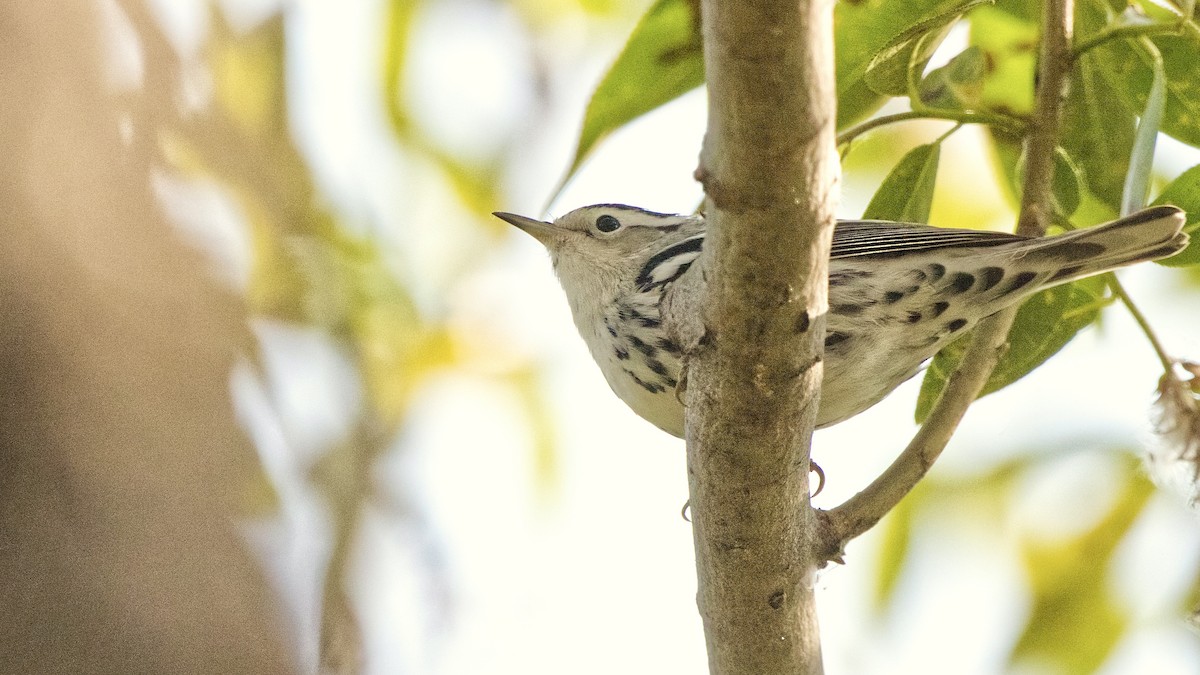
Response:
1004,205,1188,281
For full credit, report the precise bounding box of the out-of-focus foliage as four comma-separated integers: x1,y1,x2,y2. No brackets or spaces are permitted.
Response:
124,0,578,667
1010,465,1153,673
870,482,922,613
384,0,504,218
148,7,466,665
866,452,1171,674
869,455,1031,612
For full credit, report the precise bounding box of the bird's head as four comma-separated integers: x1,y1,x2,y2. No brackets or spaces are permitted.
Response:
494,204,703,298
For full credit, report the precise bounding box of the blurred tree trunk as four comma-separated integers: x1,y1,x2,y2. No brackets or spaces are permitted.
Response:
0,2,293,672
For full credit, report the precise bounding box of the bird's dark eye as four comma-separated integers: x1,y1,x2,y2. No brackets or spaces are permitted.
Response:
595,214,621,233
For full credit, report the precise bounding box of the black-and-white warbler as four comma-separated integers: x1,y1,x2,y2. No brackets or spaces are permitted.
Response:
496,205,1188,435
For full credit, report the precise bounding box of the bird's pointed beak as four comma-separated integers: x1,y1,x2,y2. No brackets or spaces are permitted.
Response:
494,211,559,246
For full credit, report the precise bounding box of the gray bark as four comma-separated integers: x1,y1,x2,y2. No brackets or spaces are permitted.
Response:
681,0,838,672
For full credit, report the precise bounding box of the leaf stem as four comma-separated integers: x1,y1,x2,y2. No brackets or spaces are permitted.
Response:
837,110,1025,147
1073,22,1189,59
933,122,964,145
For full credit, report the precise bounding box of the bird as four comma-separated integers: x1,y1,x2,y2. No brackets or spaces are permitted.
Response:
495,204,1188,436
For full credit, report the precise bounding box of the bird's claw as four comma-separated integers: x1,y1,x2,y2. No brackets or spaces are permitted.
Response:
809,460,825,498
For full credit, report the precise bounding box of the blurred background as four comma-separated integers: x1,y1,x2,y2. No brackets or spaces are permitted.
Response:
1,0,1199,673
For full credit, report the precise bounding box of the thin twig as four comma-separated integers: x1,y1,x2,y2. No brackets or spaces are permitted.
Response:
837,110,1025,147
1073,22,1187,59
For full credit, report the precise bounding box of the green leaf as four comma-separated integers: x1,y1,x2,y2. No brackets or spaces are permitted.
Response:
1121,41,1167,216
987,0,1039,21
1152,163,1200,266
560,0,703,189
863,0,992,97
917,46,987,109
837,0,998,128
1009,469,1153,674
1052,148,1083,218
985,134,1082,217
986,128,1022,207
916,276,1108,422
1061,48,1137,210
863,143,942,223
560,0,999,189
508,366,562,501
1075,0,1200,149
1071,0,1200,150
872,488,919,613
1155,35,1200,146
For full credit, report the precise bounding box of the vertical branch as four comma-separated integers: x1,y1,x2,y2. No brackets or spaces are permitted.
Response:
1017,0,1074,236
818,0,1074,556
686,0,837,672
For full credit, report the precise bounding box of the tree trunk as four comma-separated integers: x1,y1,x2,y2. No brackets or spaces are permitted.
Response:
684,0,838,672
